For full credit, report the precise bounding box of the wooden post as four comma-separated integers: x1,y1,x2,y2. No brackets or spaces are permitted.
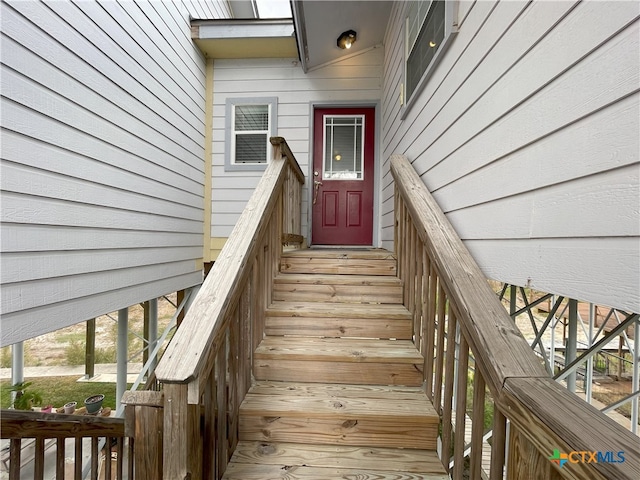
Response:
123,391,164,480
163,383,200,479
85,319,96,379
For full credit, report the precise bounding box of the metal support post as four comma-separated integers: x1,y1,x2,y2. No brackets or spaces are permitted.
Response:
116,308,128,413
632,320,639,435
566,299,578,393
585,304,595,403
148,298,158,376
11,342,24,406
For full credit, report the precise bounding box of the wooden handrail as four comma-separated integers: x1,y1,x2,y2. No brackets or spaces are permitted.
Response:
391,154,639,479
155,138,304,395
146,137,305,479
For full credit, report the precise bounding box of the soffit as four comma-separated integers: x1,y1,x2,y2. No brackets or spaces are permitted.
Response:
191,19,298,59
292,1,393,71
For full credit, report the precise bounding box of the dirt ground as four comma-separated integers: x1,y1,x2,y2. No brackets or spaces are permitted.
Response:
5,294,177,368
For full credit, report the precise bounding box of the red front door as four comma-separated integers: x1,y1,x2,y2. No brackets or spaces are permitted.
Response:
311,107,375,245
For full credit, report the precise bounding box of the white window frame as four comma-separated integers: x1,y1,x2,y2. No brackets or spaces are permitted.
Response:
401,0,457,119
225,97,278,171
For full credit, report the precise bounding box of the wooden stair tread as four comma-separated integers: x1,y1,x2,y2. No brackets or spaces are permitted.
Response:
281,249,397,276
274,273,402,285
241,381,438,420
223,463,449,479
255,337,423,363
282,249,396,260
266,301,412,319
223,441,448,479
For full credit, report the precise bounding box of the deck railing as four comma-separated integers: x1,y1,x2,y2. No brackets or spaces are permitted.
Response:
0,409,131,479
124,137,304,479
391,154,639,480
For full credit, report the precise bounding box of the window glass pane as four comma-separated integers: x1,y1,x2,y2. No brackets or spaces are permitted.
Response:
323,116,363,180
406,0,445,99
236,133,267,163
235,105,269,131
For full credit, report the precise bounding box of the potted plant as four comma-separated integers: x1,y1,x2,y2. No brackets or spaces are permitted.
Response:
10,382,43,411
63,401,77,414
84,394,104,414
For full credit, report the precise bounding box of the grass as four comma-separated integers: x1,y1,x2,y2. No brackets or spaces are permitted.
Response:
0,377,131,410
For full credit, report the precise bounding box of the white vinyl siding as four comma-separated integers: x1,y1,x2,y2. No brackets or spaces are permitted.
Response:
0,0,232,346
381,0,640,312
211,49,384,239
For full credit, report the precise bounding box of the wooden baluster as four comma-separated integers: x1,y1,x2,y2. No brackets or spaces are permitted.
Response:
116,438,124,480
240,285,252,397
453,334,469,480
441,309,457,469
127,438,134,480
491,408,507,480
470,372,486,479
75,437,83,479
8,438,20,480
203,375,216,480
56,437,66,479
104,437,112,480
216,333,228,476
34,437,45,480
228,307,240,455
91,437,99,479
433,285,447,412
424,265,438,399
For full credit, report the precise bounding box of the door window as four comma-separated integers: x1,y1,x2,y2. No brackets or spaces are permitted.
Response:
323,115,364,180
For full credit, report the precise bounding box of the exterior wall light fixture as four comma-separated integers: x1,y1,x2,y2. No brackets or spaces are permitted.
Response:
337,30,357,49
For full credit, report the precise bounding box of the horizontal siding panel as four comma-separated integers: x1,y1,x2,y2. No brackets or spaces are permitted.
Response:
467,237,640,313
1,192,202,233
1,162,203,221
423,20,640,189
0,224,202,253
34,0,204,133
2,68,202,183
1,101,203,195
1,260,199,315
432,95,639,211
381,0,639,310
1,36,202,170
1,271,202,346
1,246,203,283
1,5,203,155
446,165,639,240
0,0,231,344
3,1,204,140
1,130,202,207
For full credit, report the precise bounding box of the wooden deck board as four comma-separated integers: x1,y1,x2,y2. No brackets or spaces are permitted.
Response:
222,463,449,479
254,337,423,363
227,441,447,474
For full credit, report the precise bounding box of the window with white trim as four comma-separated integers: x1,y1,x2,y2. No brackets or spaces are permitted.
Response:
403,1,457,110
225,97,277,170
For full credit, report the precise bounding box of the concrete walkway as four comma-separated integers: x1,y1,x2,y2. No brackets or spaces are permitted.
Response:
0,363,142,384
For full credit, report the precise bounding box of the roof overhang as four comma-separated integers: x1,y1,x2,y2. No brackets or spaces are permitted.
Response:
291,1,393,72
191,18,298,59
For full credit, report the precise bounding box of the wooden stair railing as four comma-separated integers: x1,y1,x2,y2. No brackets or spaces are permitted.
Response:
391,154,640,480
0,409,131,479
124,137,304,479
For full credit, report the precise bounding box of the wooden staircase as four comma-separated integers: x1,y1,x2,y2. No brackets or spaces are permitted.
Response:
223,249,448,479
